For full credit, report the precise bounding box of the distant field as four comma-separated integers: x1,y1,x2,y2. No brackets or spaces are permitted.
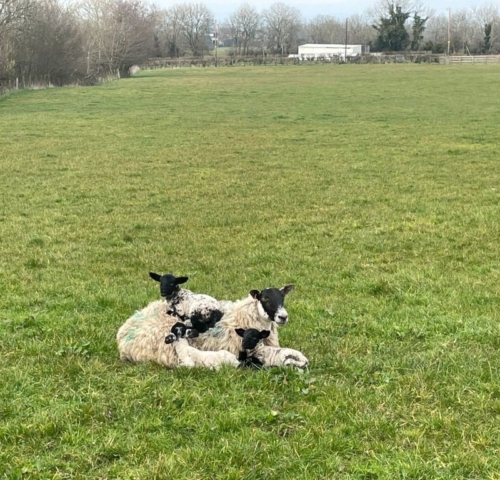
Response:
1,64,500,479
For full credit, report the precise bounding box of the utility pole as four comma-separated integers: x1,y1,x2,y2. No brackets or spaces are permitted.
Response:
214,20,218,67
447,8,451,55
344,18,348,63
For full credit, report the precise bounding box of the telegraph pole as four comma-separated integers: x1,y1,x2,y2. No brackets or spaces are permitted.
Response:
344,19,348,62
447,9,451,55
214,20,218,67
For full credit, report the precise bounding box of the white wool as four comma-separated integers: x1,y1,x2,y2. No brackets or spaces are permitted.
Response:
249,345,309,369
189,295,280,355
168,289,225,322
172,338,240,370
116,300,179,367
116,294,279,368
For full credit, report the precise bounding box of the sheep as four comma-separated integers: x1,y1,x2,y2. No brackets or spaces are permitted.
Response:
149,272,227,328
164,322,240,370
116,284,295,368
188,285,295,356
116,299,178,367
236,328,309,369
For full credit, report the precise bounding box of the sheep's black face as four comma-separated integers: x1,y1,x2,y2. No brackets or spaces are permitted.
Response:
235,328,270,350
251,285,294,325
165,334,176,344
170,322,187,340
159,274,179,299
149,272,189,300
165,322,202,345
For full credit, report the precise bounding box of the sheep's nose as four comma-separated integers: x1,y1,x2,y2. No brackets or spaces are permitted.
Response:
278,315,288,323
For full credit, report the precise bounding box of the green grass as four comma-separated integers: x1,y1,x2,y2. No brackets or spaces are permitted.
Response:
1,64,500,479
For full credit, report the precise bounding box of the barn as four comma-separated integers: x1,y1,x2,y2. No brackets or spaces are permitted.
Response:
297,44,370,59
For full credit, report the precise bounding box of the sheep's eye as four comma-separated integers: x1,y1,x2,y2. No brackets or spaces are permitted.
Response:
261,296,269,302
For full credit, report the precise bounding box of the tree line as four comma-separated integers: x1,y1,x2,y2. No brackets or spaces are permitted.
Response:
0,0,499,88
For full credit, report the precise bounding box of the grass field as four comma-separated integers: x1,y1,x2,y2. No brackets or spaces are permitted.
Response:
1,64,500,479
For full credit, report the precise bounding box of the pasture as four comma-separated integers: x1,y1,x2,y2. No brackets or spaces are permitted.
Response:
1,64,500,479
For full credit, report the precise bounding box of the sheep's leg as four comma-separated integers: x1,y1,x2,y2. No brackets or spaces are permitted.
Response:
282,355,309,369
179,358,196,368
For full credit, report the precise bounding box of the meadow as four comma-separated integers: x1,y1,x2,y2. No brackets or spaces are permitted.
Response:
1,63,500,479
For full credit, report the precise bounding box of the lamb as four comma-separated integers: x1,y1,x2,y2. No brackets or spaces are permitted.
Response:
189,285,295,356
164,322,240,370
149,272,229,329
236,328,309,369
116,284,295,368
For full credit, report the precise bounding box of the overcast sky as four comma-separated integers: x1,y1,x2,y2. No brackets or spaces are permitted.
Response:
150,0,492,20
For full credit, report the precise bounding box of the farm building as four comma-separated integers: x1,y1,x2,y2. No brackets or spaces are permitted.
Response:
297,44,370,59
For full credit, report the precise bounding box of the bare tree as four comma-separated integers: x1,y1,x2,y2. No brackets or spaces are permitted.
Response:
366,0,431,23
471,4,500,52
450,9,477,53
13,0,84,83
111,0,156,74
161,5,186,57
0,0,32,80
263,2,301,55
347,13,377,45
423,13,447,46
306,15,344,44
78,0,117,75
78,0,156,77
177,2,213,57
0,0,32,33
227,3,260,55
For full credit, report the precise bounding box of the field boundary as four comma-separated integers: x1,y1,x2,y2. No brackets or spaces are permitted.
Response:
440,55,500,64
140,53,444,70
0,71,121,97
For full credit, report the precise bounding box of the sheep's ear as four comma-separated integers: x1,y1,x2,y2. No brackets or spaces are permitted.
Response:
281,284,295,296
191,316,209,333
260,330,271,339
149,272,161,282
250,290,260,299
186,328,199,338
235,328,245,337
175,276,189,285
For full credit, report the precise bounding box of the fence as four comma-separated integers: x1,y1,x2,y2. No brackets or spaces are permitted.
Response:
142,56,297,69
440,55,500,65
0,75,54,96
0,71,121,96
141,53,443,70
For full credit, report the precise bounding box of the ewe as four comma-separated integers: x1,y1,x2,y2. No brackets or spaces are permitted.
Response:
189,285,294,355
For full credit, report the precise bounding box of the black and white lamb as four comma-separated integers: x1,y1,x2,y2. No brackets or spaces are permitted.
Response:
149,272,230,329
165,322,240,370
236,328,309,369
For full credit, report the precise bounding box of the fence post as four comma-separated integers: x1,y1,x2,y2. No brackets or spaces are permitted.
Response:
16,78,19,90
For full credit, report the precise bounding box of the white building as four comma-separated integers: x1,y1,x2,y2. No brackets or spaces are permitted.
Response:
297,44,370,59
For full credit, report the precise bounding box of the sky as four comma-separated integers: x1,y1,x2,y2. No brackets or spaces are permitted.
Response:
149,0,493,21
